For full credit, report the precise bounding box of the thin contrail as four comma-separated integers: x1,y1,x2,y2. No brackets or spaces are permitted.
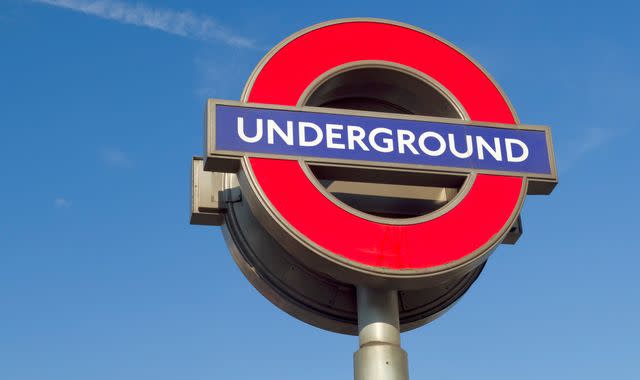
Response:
33,0,255,48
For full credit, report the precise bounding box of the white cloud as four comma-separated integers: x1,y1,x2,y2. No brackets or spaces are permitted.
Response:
193,52,253,98
54,197,71,208
100,147,133,168
33,0,255,48
559,127,620,173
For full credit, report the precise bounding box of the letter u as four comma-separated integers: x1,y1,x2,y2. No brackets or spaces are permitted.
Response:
448,134,473,159
237,117,263,143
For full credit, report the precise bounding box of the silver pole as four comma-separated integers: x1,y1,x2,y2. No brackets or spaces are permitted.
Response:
354,287,409,380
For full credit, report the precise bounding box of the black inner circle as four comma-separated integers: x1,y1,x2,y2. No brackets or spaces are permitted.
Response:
304,67,467,219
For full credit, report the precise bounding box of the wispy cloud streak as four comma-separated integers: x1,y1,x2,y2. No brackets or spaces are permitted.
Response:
54,197,71,208
33,0,254,48
559,127,620,173
100,147,133,168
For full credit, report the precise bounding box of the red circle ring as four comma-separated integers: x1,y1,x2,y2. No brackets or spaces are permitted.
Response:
239,19,526,277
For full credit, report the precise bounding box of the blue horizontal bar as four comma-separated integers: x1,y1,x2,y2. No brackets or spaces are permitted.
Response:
213,103,553,176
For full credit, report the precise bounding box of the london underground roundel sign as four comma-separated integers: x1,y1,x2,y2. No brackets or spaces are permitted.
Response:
200,19,557,289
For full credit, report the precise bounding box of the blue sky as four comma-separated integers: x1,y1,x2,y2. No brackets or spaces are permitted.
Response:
1,1,639,379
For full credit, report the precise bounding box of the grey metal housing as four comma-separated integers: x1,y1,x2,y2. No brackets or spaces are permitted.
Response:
192,157,485,334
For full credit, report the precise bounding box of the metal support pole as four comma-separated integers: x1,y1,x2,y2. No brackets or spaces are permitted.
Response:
354,287,409,380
